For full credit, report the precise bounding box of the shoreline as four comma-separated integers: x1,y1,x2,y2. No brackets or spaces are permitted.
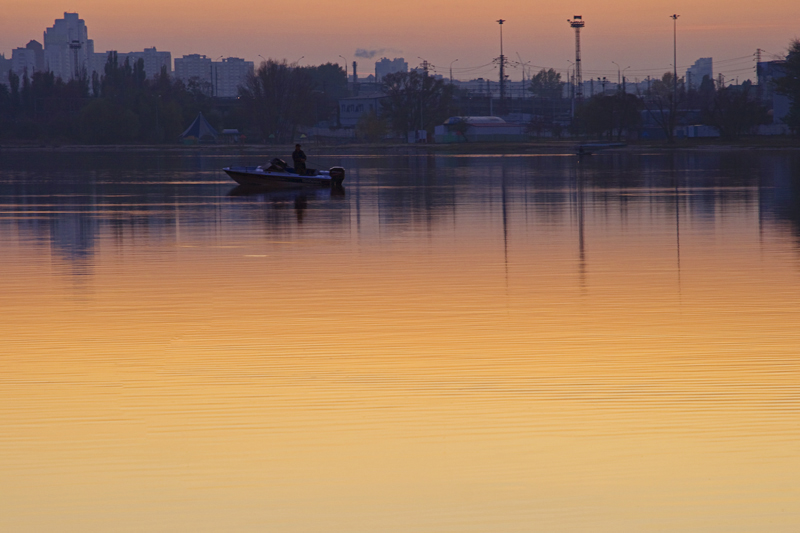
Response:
1,138,799,155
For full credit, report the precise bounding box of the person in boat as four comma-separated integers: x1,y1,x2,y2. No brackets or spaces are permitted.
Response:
292,144,307,175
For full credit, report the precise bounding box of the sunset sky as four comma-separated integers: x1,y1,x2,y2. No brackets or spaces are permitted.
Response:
2,0,799,83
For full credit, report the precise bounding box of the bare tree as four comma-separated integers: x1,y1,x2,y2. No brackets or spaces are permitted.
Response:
639,72,684,143
239,59,317,142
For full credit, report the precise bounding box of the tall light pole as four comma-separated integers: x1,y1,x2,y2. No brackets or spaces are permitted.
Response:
671,14,679,98
568,15,585,101
449,59,458,84
612,60,621,86
497,19,506,100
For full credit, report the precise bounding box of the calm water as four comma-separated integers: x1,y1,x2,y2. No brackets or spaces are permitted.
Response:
1,148,799,531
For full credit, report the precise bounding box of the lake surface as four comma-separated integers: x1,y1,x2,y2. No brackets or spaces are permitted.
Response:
1,148,799,531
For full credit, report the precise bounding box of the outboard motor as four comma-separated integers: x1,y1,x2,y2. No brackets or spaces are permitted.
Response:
328,167,346,186
270,158,288,171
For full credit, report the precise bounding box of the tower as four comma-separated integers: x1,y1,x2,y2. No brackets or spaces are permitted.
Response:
568,16,585,100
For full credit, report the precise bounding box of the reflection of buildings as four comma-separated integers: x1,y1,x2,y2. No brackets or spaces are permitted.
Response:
2,152,800,269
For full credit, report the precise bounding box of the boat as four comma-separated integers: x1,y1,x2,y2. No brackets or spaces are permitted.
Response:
223,158,345,188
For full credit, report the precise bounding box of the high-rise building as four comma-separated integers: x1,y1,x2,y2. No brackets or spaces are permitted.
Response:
212,57,254,97
0,54,10,77
686,58,713,89
10,40,45,76
374,57,407,82
175,54,253,97
175,54,213,86
43,12,94,80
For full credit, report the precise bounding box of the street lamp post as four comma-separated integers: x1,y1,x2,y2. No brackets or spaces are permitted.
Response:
449,59,458,84
612,61,621,86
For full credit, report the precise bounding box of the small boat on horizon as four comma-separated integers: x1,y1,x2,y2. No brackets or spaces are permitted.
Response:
223,158,345,189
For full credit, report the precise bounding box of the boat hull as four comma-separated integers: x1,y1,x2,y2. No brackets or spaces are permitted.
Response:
223,166,345,188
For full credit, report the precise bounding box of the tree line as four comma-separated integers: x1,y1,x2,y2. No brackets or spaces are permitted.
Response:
2,39,799,144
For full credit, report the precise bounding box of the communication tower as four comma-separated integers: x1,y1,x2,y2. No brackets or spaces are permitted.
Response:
568,15,585,100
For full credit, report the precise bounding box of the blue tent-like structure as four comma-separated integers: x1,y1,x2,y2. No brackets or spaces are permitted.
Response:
180,112,218,142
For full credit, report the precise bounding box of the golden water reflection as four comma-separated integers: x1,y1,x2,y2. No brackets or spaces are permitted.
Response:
1,151,799,531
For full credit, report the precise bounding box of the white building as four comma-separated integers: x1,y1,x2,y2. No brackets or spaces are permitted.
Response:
175,54,212,85
88,47,171,79
212,57,254,97
43,12,94,81
686,58,713,89
175,55,253,97
121,47,171,79
11,41,44,76
339,92,387,127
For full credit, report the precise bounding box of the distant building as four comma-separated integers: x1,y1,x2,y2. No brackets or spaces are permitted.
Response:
212,57,254,97
338,92,387,127
43,12,94,81
757,60,791,130
374,57,407,82
175,54,213,86
175,54,253,97
123,47,171,79
686,58,712,89
0,54,10,77
89,48,171,79
10,40,45,76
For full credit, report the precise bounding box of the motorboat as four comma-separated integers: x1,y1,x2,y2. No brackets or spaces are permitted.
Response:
223,158,345,188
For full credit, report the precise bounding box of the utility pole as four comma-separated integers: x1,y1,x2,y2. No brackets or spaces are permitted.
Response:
497,19,506,101
568,15,585,101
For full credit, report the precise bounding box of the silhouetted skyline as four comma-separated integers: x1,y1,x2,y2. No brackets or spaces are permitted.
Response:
2,2,797,84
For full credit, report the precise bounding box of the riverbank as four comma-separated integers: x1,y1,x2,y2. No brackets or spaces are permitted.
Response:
2,137,799,155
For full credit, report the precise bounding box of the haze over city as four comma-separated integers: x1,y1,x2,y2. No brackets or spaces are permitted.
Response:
3,0,799,82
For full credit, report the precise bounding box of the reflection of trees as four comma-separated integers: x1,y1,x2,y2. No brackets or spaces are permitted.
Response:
763,153,800,242
2,151,800,268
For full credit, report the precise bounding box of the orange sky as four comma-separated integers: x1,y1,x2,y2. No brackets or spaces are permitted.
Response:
2,0,799,82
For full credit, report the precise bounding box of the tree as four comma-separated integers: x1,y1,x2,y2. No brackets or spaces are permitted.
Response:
640,72,684,143
355,110,388,141
239,59,317,142
299,62,348,124
575,92,642,140
702,81,769,139
528,68,562,99
774,39,800,134
380,70,455,135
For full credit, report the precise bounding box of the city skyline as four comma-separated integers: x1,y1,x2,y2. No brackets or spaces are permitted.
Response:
2,1,798,83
